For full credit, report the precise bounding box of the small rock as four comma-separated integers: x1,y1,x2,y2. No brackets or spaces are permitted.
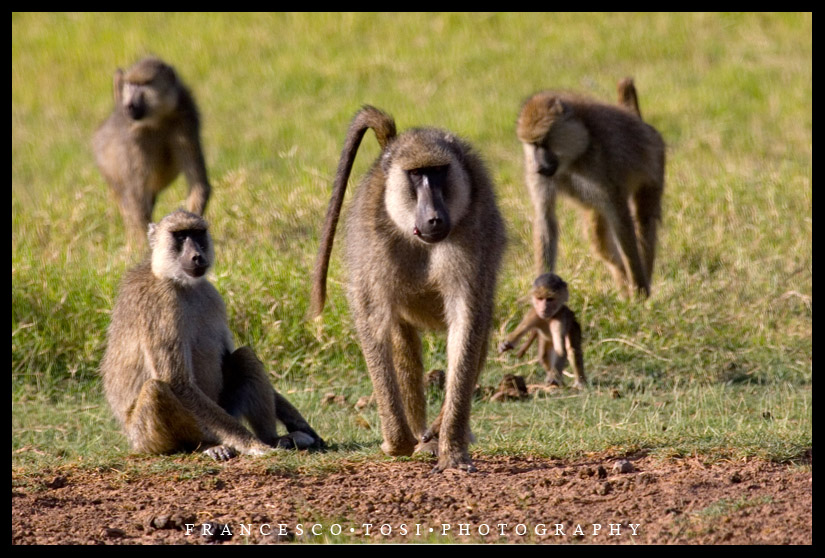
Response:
101,527,126,539
596,481,612,495
202,522,233,543
151,515,171,530
150,512,196,530
46,475,67,490
613,459,634,474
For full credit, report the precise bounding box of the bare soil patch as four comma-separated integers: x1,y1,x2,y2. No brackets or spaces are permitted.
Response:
12,453,811,545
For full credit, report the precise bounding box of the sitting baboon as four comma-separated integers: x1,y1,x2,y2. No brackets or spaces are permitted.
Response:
100,210,323,460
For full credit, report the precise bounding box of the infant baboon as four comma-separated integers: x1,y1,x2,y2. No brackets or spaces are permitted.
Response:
498,273,586,388
100,210,323,460
517,82,665,298
93,57,211,249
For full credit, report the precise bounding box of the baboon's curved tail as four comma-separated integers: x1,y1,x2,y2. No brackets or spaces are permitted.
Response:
309,106,397,318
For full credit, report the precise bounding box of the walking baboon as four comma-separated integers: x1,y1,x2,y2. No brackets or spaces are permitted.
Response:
517,83,665,298
617,76,642,118
310,106,505,473
498,273,586,388
93,57,211,249
100,210,323,460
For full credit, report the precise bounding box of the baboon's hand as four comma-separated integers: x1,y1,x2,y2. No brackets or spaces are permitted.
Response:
204,445,237,461
275,431,324,450
290,426,326,450
498,341,514,354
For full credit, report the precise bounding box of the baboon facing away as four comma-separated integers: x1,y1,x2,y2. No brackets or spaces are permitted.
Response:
498,273,586,388
101,210,323,460
310,106,505,472
93,57,211,249
517,81,665,298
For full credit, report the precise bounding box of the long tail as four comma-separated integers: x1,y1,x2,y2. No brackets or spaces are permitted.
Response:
308,106,397,318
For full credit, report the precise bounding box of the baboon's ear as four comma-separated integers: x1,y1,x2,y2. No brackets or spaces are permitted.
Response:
147,222,158,249
548,97,566,116
113,69,124,106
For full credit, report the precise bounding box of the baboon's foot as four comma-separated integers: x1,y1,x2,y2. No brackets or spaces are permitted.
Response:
381,437,417,457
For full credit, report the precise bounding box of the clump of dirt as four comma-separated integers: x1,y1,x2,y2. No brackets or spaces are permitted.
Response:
12,454,811,544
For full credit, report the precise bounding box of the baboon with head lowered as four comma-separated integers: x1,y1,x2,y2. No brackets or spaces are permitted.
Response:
93,57,211,248
310,106,505,472
101,210,323,460
517,81,665,298
498,273,585,388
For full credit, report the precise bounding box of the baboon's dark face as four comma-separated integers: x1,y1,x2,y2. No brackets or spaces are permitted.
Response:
409,165,451,243
120,63,179,124
124,85,149,121
533,143,559,177
174,229,210,278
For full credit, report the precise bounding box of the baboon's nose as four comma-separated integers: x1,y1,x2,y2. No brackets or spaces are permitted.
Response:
127,102,146,120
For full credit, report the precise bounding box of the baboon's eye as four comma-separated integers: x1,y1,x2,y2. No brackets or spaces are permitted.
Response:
430,165,448,178
189,230,208,250
172,231,187,249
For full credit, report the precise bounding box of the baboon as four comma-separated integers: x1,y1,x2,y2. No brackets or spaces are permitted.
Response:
93,57,211,249
617,76,642,118
517,82,665,298
310,106,505,473
100,210,323,460
498,273,586,388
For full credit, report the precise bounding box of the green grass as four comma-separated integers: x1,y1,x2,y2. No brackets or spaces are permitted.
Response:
12,13,811,472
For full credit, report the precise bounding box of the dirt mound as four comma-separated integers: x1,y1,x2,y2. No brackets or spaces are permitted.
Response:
12,454,811,544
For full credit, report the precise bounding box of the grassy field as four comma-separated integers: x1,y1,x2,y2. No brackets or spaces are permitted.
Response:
12,13,811,473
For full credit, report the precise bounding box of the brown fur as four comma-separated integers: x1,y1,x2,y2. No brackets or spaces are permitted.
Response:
101,210,323,459
617,76,642,118
311,106,505,472
93,57,211,250
517,82,665,298
499,273,585,388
